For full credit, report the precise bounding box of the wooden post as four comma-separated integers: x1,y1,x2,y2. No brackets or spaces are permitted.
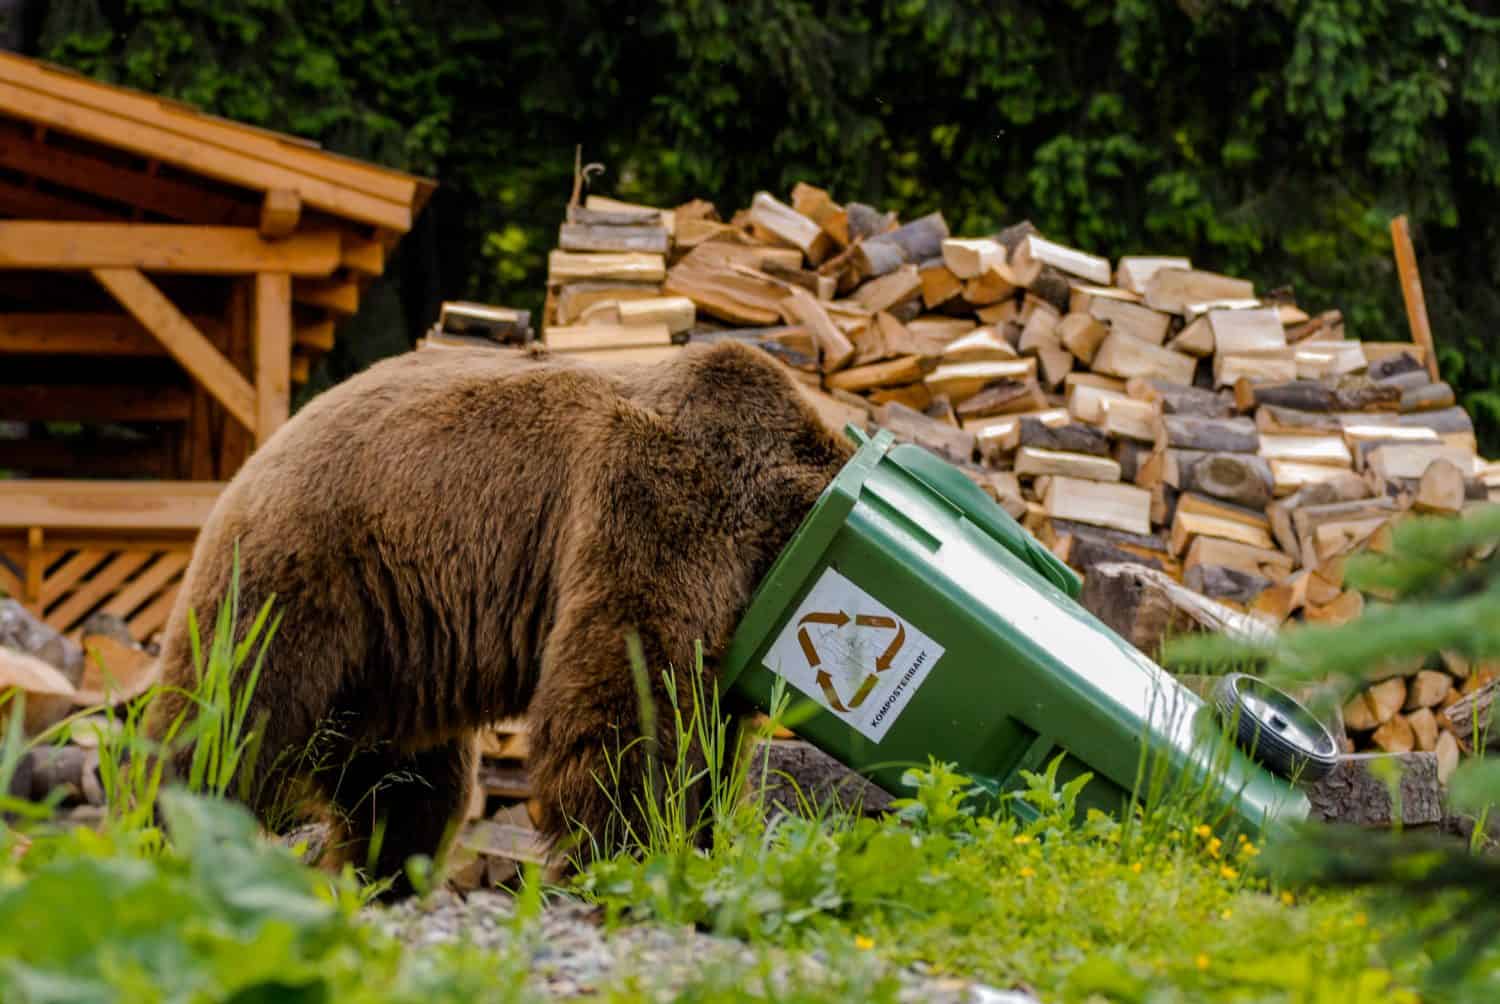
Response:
23,526,43,612
1390,215,1440,382
254,272,292,447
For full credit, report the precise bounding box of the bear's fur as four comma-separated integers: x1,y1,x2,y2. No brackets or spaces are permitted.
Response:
144,340,854,895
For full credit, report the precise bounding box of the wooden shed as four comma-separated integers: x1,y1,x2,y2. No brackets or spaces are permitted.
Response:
0,51,434,642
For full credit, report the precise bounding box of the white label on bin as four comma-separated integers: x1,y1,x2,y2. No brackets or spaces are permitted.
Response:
762,567,944,743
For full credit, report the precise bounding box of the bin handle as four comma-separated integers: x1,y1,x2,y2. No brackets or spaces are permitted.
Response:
882,442,1083,598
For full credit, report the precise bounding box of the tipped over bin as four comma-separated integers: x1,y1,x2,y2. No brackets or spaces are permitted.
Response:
720,427,1313,836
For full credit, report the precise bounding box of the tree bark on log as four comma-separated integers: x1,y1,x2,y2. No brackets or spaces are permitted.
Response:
1304,752,1444,826
1179,452,1275,508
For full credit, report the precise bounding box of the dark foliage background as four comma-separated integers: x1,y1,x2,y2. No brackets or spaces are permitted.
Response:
3,0,1499,445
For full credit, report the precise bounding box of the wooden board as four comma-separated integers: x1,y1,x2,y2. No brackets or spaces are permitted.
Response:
1044,477,1152,536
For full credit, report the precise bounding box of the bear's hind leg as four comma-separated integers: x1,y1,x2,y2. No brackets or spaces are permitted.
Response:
318,735,476,900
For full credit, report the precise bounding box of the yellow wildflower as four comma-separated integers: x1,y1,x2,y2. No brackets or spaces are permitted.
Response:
855,935,874,951
1220,865,1239,880
1355,912,1368,927
1013,834,1033,846
1238,841,1260,858
1196,954,1210,971
1207,837,1222,858
1220,909,1232,920
1130,861,1143,874
1019,866,1036,878
1194,824,1212,838
1280,891,1295,906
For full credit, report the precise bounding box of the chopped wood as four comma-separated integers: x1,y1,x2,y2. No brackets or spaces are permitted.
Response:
1045,477,1152,535
664,257,784,326
548,250,665,283
939,366,1041,410
919,259,964,308
908,316,978,342
1175,491,1271,533
783,286,855,371
1184,536,1293,582
1169,509,1276,556
1405,670,1454,711
748,192,832,263
1305,752,1443,825
1157,414,1259,453
1168,316,1215,356
1304,589,1365,624
1100,397,1159,442
762,261,836,299
1144,268,1255,315
1016,447,1121,482
1069,381,1129,426
1179,452,1274,509
1115,256,1193,295
1184,564,1272,605
1343,693,1378,732
1214,352,1298,388
1415,458,1467,514
1019,418,1110,456
1091,333,1197,385
546,324,674,352
853,212,949,278
558,222,669,255
1438,681,1495,746
1435,730,1460,784
876,402,975,464
1257,405,1343,435
581,296,695,334
1236,378,1401,414
826,355,935,392
1366,677,1409,726
1401,381,1456,413
1258,433,1353,468
941,238,1005,279
1128,379,1234,418
1092,298,1174,346
1016,235,1111,285
942,327,1018,363
1371,714,1416,754
1057,312,1110,363
1208,307,1285,354
1077,562,1273,657
962,264,1020,304
1271,459,1364,496
867,382,932,411
1367,443,1474,482
555,281,662,324
852,264,922,313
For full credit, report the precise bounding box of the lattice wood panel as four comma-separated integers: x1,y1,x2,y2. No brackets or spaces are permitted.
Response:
0,540,192,643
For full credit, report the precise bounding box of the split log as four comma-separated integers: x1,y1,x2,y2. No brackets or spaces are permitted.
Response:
1439,681,1496,748
1169,509,1275,556
1157,414,1258,454
1127,379,1234,418
1435,730,1460,784
1184,536,1293,583
1305,753,1443,826
1101,398,1159,442
1407,707,1439,752
1015,447,1121,482
1069,382,1129,426
1114,256,1192,295
1366,678,1408,725
853,264,922,313
1044,478,1152,536
1401,382,1456,413
876,402,975,464
1235,378,1401,414
1371,714,1416,753
558,222,670,255
1415,458,1467,514
1057,312,1109,364
919,258,963,308
1257,405,1342,435
1178,452,1274,509
1258,434,1353,468
1406,670,1453,711
1091,333,1197,386
555,281,662,324
941,238,1004,279
1088,298,1172,345
746,738,893,819
1077,562,1273,657
1207,307,1285,354
1214,353,1297,388
1184,564,1273,605
962,264,1019,305
1114,439,1153,482
1014,235,1112,286
783,287,855,371
1019,418,1110,456
941,327,1017,363
1168,316,1215,356
826,355,936,393
952,376,1047,419
1143,268,1255,315
548,250,666,283
853,212,949,278
1397,406,1474,437
1368,351,1425,382
846,203,896,242
1367,443,1474,482
749,192,833,263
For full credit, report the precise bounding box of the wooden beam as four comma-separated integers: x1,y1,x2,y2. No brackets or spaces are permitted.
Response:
0,53,419,208
0,76,413,231
92,267,258,435
258,188,301,239
0,175,121,221
0,383,191,421
254,273,292,446
293,277,360,314
340,235,384,276
0,437,175,479
1389,215,1441,382
0,313,164,355
0,222,339,275
0,124,251,223
0,480,223,531
294,318,336,352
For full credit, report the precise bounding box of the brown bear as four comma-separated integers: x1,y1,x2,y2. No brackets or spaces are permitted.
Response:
143,340,854,895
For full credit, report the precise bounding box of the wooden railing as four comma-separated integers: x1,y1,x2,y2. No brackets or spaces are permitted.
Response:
0,481,222,642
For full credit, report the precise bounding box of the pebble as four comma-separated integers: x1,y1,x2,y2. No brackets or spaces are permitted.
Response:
368,887,1039,1002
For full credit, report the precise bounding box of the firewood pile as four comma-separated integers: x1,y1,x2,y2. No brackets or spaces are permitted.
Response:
530,180,1499,769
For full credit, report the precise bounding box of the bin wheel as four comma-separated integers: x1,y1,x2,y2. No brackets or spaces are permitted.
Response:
1212,673,1340,783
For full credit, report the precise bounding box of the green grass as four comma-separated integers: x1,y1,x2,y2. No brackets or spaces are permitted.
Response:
0,559,1497,1003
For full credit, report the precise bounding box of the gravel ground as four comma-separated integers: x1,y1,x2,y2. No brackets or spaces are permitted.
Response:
369,888,1039,1003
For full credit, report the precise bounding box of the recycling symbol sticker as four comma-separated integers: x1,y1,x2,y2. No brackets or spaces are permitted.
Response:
764,567,945,743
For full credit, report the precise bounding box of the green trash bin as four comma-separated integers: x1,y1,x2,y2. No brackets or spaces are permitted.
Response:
719,426,1312,836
